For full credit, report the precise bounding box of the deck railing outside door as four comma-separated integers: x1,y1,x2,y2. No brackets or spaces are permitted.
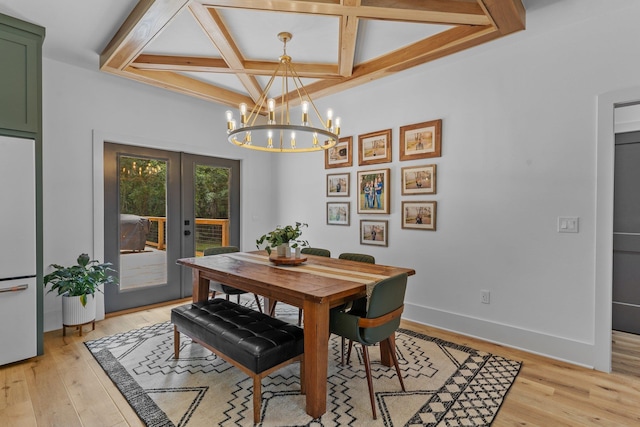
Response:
144,217,229,255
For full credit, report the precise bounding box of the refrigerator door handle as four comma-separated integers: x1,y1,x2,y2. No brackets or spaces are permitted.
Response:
0,283,29,293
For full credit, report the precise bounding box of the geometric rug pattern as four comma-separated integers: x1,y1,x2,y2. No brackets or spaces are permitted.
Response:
85,305,521,427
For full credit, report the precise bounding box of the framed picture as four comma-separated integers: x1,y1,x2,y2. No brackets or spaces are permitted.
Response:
327,202,350,226
327,173,350,197
402,201,437,231
325,136,353,169
399,119,442,160
401,164,437,195
357,168,390,214
360,220,388,246
358,129,392,166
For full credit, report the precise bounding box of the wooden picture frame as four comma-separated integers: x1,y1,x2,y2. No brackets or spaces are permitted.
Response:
400,119,442,160
357,168,390,214
325,136,353,169
326,173,350,197
358,129,392,166
360,220,388,246
401,164,437,195
327,202,350,226
402,201,437,231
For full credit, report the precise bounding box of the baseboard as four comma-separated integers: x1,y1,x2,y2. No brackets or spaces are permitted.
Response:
403,303,594,368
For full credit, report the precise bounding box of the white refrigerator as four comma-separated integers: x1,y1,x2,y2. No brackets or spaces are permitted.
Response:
0,135,37,365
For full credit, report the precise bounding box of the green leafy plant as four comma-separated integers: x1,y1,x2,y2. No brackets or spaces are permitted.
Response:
44,253,118,307
256,222,309,255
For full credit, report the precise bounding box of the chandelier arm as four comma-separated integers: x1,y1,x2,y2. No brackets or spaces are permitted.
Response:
247,63,281,126
284,63,291,125
289,65,327,130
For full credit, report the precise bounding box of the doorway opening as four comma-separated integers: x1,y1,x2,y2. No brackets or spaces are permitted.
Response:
103,143,240,313
612,104,640,375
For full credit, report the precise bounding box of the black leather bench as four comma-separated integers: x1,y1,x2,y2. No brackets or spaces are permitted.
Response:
171,299,305,424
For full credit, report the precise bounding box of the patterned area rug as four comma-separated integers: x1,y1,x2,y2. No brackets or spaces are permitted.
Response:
85,305,521,427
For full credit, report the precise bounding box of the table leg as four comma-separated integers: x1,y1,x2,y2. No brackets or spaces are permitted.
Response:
303,299,329,418
379,332,395,367
192,269,210,303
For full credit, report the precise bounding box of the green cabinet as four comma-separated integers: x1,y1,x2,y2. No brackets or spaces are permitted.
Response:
0,14,44,134
0,13,44,357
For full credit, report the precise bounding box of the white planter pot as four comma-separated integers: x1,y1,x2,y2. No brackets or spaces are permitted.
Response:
62,294,96,326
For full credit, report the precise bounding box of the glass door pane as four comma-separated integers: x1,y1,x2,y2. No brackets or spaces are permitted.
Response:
118,156,167,289
194,164,230,256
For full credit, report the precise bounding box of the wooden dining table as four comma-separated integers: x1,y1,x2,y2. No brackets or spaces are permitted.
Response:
177,250,415,418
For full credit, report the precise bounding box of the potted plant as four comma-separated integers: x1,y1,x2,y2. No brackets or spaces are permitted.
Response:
44,253,118,329
256,222,309,256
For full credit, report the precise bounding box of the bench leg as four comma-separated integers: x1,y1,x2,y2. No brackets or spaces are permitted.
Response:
173,325,180,359
253,376,261,424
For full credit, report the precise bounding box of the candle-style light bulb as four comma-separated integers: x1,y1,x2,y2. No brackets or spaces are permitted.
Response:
326,108,333,129
291,131,296,149
267,98,276,124
301,101,309,125
226,110,234,133
239,103,248,127
245,131,251,145
335,116,341,136
267,130,273,149
312,132,318,147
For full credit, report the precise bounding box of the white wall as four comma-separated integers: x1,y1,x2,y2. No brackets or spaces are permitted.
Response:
42,59,277,330
276,0,640,367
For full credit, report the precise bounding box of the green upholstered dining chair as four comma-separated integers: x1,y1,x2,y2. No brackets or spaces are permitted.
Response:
338,252,375,264
272,247,332,325
301,247,331,258
203,246,263,313
329,272,408,419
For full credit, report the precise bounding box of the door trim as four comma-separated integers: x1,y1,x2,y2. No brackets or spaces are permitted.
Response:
595,87,640,372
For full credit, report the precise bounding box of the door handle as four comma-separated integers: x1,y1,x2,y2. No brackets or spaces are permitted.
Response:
184,230,191,236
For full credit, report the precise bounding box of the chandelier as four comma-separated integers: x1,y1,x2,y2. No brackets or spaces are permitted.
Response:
225,32,340,153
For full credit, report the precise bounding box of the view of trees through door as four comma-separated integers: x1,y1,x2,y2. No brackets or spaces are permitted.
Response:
119,156,168,290
103,143,240,313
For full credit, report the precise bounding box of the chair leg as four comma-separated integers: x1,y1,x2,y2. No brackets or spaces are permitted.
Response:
254,294,263,313
340,336,346,365
385,337,406,391
297,308,303,326
361,345,377,419
346,339,354,363
269,301,277,317
173,325,180,359
236,294,241,304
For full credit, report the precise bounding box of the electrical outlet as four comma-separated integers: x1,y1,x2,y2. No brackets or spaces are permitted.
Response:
481,290,490,304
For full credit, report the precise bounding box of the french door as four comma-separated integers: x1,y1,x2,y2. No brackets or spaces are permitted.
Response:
103,143,240,313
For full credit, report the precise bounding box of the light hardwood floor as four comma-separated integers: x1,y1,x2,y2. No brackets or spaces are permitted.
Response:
2,300,640,426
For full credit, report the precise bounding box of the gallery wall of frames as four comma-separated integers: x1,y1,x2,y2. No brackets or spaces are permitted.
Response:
325,119,441,247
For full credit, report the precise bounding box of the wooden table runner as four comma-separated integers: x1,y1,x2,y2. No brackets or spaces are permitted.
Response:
226,252,393,306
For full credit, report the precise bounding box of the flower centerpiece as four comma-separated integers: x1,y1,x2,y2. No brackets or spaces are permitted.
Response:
256,222,309,256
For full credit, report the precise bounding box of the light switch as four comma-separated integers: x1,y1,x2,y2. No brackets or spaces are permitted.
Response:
558,216,579,233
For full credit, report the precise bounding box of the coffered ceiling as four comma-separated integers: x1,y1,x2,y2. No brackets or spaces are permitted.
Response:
100,0,525,110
